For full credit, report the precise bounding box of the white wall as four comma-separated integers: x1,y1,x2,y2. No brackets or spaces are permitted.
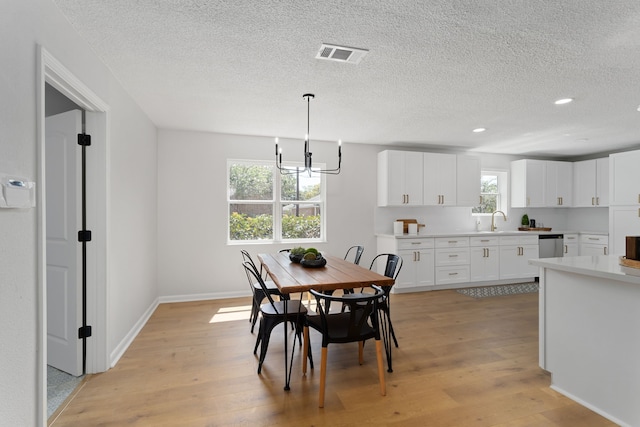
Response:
157,132,610,300
0,1,157,425
157,130,384,297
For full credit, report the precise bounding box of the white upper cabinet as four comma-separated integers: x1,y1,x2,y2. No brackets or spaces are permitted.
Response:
423,153,457,206
573,157,609,207
610,150,640,206
377,150,423,206
456,155,481,207
545,161,573,207
511,159,545,208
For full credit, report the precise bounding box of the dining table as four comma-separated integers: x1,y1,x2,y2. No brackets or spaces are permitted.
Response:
258,252,395,390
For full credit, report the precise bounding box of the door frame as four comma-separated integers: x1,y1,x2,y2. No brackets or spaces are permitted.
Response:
36,46,110,424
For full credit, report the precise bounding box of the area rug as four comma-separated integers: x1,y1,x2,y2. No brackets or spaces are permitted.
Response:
456,282,539,298
48,365,83,418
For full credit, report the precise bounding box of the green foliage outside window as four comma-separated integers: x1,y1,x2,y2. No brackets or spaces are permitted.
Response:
472,174,499,213
229,212,320,240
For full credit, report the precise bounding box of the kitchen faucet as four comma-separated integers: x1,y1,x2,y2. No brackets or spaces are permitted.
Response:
491,210,507,231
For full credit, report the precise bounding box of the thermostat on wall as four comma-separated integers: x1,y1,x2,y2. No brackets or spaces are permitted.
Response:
0,174,36,208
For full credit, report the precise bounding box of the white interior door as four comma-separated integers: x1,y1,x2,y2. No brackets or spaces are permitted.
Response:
46,110,83,376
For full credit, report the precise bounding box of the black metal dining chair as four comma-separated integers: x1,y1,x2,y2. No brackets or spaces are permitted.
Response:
302,285,386,407
240,250,289,333
242,262,311,374
344,245,364,265
368,253,403,348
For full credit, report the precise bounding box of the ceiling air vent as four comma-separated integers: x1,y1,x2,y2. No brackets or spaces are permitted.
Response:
316,43,368,64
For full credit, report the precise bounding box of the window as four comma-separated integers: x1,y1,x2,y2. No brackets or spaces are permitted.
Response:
472,170,508,214
228,160,325,243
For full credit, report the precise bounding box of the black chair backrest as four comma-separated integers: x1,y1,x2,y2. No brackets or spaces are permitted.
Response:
309,286,384,344
369,253,403,280
242,261,277,309
241,249,256,269
344,245,365,265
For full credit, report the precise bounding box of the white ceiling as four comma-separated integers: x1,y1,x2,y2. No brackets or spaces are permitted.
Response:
53,0,640,158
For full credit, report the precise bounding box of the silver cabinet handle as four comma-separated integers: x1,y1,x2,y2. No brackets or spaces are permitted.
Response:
592,197,595,206
604,247,608,255
596,197,599,205
449,272,458,276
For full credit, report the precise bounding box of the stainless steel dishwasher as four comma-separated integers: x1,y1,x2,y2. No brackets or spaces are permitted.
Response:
538,234,564,258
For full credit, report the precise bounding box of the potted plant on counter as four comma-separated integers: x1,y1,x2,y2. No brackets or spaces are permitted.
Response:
520,214,529,230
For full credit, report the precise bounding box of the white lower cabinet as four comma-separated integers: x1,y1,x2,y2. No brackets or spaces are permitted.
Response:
377,236,434,292
498,235,539,280
469,236,500,282
580,234,609,256
563,233,579,257
435,237,470,285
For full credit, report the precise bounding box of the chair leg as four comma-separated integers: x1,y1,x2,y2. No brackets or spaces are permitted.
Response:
319,346,328,408
374,339,387,397
358,341,364,365
302,326,309,375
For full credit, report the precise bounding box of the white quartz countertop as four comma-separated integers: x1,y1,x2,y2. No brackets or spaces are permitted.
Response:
530,255,640,285
377,230,576,238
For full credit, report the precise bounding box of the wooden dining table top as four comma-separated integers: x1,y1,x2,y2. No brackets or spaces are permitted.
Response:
258,252,395,295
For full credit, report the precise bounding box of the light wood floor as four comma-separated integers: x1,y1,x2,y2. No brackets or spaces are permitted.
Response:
50,289,616,426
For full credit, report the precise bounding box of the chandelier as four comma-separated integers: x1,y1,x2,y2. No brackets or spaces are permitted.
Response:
275,93,342,175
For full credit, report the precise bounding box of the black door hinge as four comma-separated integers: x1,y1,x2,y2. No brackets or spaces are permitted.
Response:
78,230,92,242
78,325,92,339
77,133,92,146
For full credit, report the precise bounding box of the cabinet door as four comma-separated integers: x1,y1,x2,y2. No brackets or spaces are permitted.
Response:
563,234,579,257
424,153,456,205
511,159,545,208
396,249,435,289
580,244,608,256
416,249,435,287
545,161,573,207
610,150,640,206
564,243,579,257
377,151,423,206
395,250,418,289
610,206,640,255
470,246,499,281
595,157,609,207
456,155,480,207
520,245,540,277
573,159,596,207
499,246,520,280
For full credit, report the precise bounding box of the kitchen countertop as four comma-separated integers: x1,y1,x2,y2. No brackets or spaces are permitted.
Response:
530,255,640,285
377,230,607,238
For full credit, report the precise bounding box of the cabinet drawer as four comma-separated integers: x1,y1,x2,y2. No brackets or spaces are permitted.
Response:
469,236,499,247
580,234,608,245
397,238,435,250
564,233,579,242
499,235,539,245
435,266,470,285
435,237,469,248
435,248,470,266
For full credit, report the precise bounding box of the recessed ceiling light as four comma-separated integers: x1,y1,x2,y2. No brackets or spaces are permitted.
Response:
472,128,486,133
554,98,573,105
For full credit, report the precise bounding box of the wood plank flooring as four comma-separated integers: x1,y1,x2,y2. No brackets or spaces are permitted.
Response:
50,290,616,426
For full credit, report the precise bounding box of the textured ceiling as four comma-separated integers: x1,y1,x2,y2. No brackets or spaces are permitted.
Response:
53,0,640,158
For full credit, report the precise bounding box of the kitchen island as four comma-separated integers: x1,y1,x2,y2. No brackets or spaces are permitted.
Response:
530,255,640,427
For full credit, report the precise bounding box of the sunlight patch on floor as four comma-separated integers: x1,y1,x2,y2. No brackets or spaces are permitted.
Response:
210,304,252,323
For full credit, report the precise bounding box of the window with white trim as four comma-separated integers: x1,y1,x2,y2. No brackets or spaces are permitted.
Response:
472,170,508,215
228,160,325,243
